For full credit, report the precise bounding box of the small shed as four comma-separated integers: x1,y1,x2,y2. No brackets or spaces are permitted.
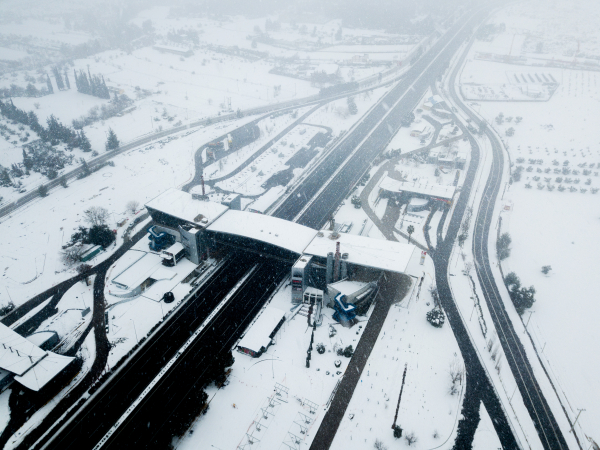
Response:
81,245,102,262
237,307,286,358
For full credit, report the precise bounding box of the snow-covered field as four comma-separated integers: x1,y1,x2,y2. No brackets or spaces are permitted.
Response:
0,118,246,309
459,1,600,438
330,263,464,450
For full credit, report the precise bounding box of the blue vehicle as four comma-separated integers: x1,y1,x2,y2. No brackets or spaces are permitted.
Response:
148,226,174,252
332,293,356,325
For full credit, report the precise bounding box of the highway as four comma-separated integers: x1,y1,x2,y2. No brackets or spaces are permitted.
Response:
19,6,518,450
99,258,289,448
87,6,518,450
275,8,486,230
446,37,571,449
24,253,262,450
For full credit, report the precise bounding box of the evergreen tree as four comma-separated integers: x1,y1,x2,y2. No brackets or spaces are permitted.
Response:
88,224,115,247
407,225,415,243
11,163,23,177
335,27,342,40
47,114,67,143
46,74,54,94
347,96,358,115
22,148,33,170
80,158,91,177
64,70,70,89
26,83,39,97
53,66,65,90
74,69,79,91
77,70,91,94
38,184,48,197
79,130,92,152
105,128,119,151
0,169,12,187
496,232,512,260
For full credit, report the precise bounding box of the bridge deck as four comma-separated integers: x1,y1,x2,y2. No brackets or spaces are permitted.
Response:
207,210,318,255
208,210,416,273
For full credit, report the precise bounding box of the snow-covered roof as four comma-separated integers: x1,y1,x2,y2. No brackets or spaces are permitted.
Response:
246,186,285,214
379,176,456,201
237,307,286,354
0,323,47,376
15,352,74,391
163,242,185,255
145,188,228,228
328,280,369,296
304,232,416,274
0,323,74,391
409,198,429,206
112,252,162,291
153,44,192,54
25,331,57,348
207,210,318,255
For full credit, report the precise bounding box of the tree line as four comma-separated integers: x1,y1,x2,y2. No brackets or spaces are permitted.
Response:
73,67,110,99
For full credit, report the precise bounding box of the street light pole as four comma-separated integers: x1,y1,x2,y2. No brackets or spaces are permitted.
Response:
131,319,138,344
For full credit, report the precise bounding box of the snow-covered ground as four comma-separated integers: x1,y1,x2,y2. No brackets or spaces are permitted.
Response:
177,282,371,450
472,402,502,450
177,248,461,450
0,118,246,310
331,258,464,450
455,1,600,440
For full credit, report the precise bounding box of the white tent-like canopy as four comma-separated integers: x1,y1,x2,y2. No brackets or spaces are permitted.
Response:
0,323,74,391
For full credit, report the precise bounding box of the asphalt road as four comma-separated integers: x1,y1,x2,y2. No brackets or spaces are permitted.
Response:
454,76,570,450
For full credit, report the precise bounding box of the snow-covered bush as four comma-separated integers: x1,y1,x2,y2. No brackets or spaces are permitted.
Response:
393,425,403,439
405,432,418,446
426,308,445,328
316,343,325,354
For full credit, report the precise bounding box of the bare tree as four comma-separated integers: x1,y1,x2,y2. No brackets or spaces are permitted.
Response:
374,439,388,450
126,200,140,214
405,432,418,446
61,245,84,266
84,206,109,226
448,359,464,395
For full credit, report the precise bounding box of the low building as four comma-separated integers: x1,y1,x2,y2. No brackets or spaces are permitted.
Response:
379,175,456,203
80,245,102,262
326,280,375,308
407,197,430,212
0,323,75,391
237,307,286,357
153,44,193,57
411,127,427,137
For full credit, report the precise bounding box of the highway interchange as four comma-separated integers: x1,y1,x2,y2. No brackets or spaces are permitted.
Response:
1,3,574,449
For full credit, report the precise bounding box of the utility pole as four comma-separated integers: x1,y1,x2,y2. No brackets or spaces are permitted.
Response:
131,319,138,344
523,310,534,333
570,409,585,433
392,364,408,430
